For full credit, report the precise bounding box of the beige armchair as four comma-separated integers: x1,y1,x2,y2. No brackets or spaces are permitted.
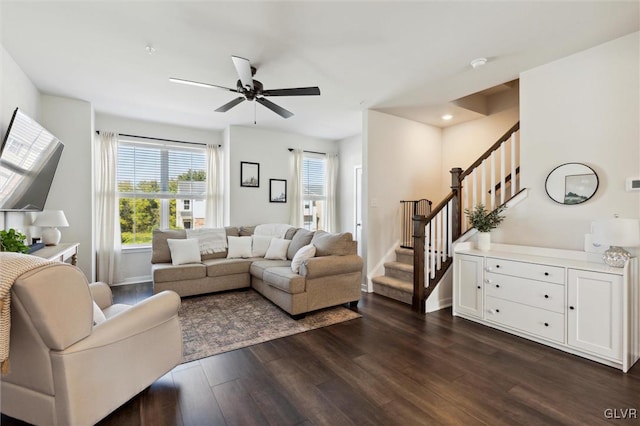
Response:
1,263,182,426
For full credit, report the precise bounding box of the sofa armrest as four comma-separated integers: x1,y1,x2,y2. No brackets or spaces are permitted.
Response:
89,282,113,309
60,290,181,353
300,255,363,279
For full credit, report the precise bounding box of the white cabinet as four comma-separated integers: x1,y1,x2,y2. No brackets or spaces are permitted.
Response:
453,243,639,372
567,269,622,361
453,254,483,318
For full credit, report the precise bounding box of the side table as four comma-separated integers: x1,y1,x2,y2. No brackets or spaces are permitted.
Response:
32,242,79,266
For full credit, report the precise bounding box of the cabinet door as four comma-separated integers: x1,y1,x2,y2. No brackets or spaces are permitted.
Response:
567,269,622,361
453,254,484,318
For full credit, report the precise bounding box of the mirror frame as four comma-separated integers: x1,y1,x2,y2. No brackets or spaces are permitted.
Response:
545,162,599,205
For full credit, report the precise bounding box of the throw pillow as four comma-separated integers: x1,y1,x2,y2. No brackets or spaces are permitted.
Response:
311,230,354,256
92,301,106,326
287,228,314,260
264,238,291,260
252,235,273,257
291,244,316,273
167,238,202,266
151,228,187,264
227,236,253,258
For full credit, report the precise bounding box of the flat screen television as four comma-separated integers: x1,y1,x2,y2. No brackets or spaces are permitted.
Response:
0,108,64,211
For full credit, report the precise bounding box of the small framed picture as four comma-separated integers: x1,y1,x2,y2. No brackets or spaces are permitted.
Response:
269,179,287,203
240,162,259,187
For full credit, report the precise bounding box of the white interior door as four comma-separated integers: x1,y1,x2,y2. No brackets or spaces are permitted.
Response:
354,166,362,257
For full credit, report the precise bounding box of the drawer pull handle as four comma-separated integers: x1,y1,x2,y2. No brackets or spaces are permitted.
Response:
544,294,549,299
495,284,500,288
569,306,575,310
544,322,549,327
544,272,549,276
477,286,481,289
496,265,501,268
496,309,500,313
489,309,500,314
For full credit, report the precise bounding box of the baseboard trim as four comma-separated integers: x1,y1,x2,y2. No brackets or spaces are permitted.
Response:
112,276,152,286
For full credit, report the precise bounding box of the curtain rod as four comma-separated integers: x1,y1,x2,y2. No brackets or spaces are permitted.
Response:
96,130,220,147
287,148,326,155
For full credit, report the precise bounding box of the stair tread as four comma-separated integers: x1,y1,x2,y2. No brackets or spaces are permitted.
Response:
384,261,413,272
395,247,414,256
371,275,413,292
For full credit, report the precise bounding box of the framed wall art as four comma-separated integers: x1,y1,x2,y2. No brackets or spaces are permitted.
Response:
240,162,260,187
269,179,287,203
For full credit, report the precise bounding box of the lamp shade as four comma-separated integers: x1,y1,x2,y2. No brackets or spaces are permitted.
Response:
592,218,640,248
33,210,69,228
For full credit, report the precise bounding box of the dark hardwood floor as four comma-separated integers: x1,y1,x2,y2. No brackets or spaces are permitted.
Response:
3,285,640,425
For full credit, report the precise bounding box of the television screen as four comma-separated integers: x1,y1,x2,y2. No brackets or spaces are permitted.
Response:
0,108,64,211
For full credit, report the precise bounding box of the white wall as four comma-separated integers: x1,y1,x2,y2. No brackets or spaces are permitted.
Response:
95,113,223,284
0,44,41,232
364,110,442,289
496,32,640,249
39,95,95,279
337,134,362,235
227,125,337,226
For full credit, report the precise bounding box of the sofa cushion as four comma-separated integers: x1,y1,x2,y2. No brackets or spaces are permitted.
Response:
291,244,316,273
284,227,299,240
251,235,273,257
227,236,253,258
152,263,206,283
263,267,306,294
167,238,201,265
265,238,291,260
249,259,292,280
151,229,187,264
287,228,314,260
311,230,354,256
239,225,256,236
203,258,255,277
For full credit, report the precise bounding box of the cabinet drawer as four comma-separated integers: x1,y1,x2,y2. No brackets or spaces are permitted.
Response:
486,258,564,284
485,273,564,313
485,296,565,343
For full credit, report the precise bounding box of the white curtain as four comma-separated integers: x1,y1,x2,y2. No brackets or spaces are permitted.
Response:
290,149,304,227
95,131,121,285
205,144,223,228
324,153,339,232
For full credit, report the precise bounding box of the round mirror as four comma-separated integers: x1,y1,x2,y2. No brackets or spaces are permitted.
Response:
545,163,598,205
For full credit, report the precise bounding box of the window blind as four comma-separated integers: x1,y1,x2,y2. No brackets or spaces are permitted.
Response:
302,156,325,199
117,142,206,199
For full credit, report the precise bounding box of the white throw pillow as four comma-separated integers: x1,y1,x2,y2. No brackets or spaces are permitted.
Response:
167,238,202,266
264,238,291,260
252,235,273,257
227,236,253,258
92,301,107,325
291,243,316,273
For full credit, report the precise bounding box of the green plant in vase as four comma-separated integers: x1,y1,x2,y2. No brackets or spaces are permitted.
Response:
464,204,506,250
0,228,30,253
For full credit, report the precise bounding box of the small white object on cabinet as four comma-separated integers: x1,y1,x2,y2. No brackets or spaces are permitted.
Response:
453,242,639,372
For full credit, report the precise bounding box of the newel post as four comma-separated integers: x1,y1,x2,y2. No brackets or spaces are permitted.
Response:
412,214,427,313
450,167,463,241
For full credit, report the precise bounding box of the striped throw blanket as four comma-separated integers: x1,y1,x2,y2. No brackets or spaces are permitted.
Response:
0,252,55,374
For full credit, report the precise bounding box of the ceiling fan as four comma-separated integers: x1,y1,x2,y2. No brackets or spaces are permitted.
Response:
170,56,321,119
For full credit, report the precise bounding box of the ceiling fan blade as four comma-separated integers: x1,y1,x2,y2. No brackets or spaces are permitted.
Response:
231,56,254,91
169,77,236,92
262,87,321,97
215,97,246,112
256,97,294,119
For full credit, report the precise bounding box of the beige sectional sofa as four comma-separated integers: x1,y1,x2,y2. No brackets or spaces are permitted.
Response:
151,226,363,318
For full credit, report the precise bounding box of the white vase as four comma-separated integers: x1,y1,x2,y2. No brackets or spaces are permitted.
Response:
477,232,491,251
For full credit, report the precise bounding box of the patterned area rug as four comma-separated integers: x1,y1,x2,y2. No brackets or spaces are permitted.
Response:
179,290,361,362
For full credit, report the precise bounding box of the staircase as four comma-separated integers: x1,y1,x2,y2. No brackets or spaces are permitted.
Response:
372,248,414,304
371,122,522,312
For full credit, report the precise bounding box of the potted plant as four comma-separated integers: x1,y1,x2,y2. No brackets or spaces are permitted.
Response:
0,228,30,253
464,204,506,251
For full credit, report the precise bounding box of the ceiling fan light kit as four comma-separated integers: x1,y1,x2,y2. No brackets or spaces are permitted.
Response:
170,55,321,119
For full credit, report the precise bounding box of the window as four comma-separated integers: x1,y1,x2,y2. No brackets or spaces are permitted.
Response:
117,139,206,246
302,154,326,231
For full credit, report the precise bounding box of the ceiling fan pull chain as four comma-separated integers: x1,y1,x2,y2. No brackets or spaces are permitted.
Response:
254,100,257,125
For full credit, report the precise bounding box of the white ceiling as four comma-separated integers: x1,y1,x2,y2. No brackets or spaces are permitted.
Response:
1,1,638,140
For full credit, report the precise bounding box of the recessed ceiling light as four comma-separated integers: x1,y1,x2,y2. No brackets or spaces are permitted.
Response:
442,114,453,121
470,57,487,69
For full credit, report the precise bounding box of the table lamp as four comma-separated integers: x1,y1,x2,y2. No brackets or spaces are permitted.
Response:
592,217,640,267
34,210,69,246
